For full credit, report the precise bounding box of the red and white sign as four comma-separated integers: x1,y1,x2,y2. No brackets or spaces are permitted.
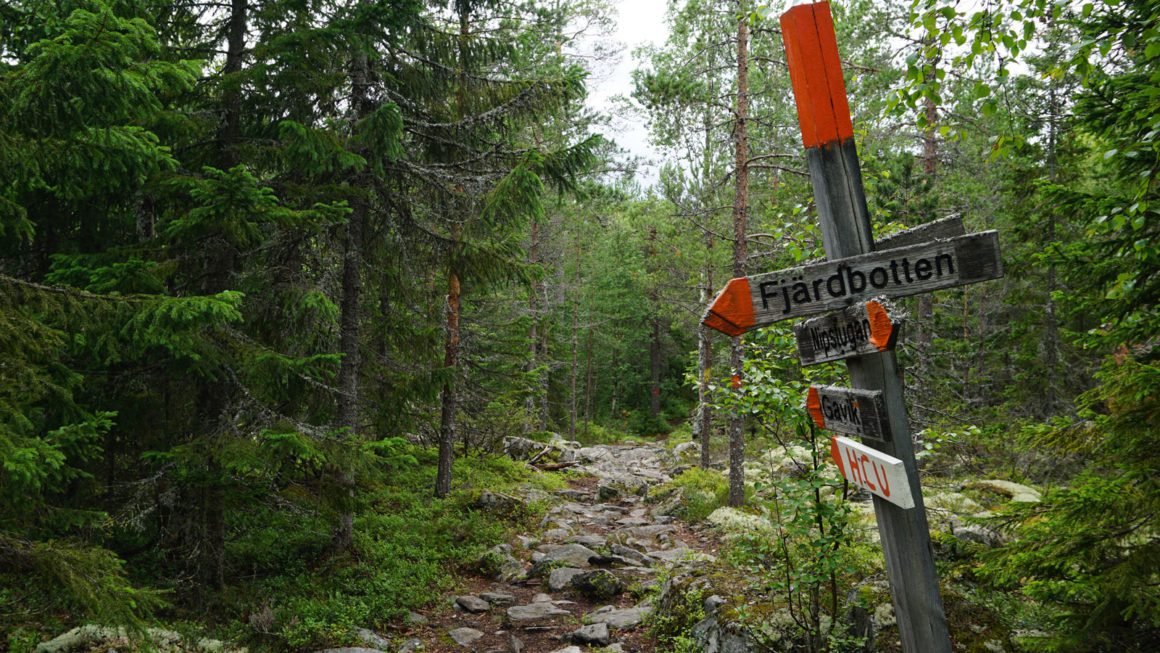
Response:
829,436,914,509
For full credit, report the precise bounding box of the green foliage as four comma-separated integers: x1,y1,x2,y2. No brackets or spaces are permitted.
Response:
664,467,729,523
230,447,552,649
979,359,1159,650
648,578,706,653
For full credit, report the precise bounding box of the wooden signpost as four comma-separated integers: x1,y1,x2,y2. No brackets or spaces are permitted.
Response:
698,3,1009,651
794,299,900,366
806,385,892,441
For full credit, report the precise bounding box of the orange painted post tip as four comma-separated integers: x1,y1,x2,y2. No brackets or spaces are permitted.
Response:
806,386,826,430
702,277,756,337
865,300,896,351
780,1,854,149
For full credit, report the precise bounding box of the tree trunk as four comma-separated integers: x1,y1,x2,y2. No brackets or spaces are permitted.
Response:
727,3,749,508
647,225,661,420
198,0,247,587
1043,81,1061,414
435,2,471,498
697,272,713,469
584,326,594,436
527,218,540,429
570,301,578,439
219,0,247,168
914,47,939,402
435,269,461,498
332,26,373,550
697,67,715,469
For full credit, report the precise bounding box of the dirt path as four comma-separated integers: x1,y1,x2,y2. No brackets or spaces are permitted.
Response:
403,441,718,653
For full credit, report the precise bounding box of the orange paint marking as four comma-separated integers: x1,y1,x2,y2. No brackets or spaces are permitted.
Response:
865,300,895,351
703,277,755,336
703,313,741,337
830,436,845,477
806,385,826,429
780,2,853,148
731,374,742,389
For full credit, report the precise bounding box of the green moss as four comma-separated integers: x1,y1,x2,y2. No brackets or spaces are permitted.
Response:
662,467,729,523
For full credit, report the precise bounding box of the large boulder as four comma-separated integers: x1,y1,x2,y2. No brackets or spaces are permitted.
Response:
36,627,243,653
969,480,1041,503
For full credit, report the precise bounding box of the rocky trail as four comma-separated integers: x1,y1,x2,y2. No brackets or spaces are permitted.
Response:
397,439,716,653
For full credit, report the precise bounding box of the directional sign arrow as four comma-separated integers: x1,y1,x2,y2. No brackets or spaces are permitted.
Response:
806,384,893,441
830,435,914,509
794,299,901,366
702,230,1002,335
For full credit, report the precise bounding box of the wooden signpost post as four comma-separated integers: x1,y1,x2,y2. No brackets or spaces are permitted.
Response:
699,3,1006,651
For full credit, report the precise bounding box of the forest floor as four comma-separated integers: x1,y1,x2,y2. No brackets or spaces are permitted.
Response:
402,440,718,653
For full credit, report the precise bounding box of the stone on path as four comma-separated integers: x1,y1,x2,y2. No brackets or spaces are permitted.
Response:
569,622,611,646
548,567,585,592
570,533,606,548
479,544,525,582
476,490,522,515
542,527,571,541
584,605,652,630
610,543,653,566
534,542,599,569
480,591,516,606
315,648,384,653
531,592,554,603
398,639,423,653
507,602,571,624
353,628,392,650
549,648,582,653
570,569,624,600
456,595,491,613
448,628,484,648
625,524,677,539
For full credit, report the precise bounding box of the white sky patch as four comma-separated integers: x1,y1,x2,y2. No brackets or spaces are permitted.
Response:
584,0,671,187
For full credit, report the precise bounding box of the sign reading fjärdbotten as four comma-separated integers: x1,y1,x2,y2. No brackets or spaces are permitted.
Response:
794,300,900,366
702,231,1001,336
806,385,892,441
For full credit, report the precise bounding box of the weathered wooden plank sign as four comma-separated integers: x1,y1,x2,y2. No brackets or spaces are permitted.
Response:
806,384,892,441
876,215,964,251
794,300,900,366
701,231,1002,336
830,436,914,509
